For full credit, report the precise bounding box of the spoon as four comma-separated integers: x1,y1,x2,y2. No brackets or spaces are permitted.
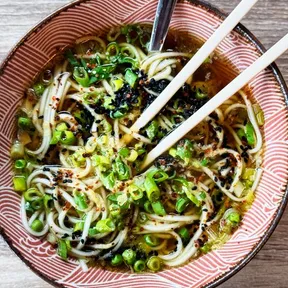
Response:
149,0,178,52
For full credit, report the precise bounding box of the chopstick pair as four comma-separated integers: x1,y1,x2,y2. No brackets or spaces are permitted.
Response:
123,0,287,170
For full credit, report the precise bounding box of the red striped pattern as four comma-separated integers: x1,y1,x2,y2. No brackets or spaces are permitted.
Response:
0,0,288,287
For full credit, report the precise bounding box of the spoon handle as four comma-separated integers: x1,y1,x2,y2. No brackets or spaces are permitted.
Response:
149,0,178,52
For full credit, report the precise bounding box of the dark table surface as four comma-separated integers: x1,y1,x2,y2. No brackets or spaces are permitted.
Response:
0,0,287,287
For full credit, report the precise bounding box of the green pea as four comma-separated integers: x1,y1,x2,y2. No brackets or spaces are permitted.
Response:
133,260,146,272
122,249,136,265
33,83,45,97
31,219,44,232
144,234,160,247
111,254,123,266
146,256,162,272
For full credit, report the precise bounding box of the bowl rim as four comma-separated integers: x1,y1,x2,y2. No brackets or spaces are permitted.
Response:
0,0,287,287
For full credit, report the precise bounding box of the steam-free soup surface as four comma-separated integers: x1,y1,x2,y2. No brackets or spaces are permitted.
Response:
11,24,264,272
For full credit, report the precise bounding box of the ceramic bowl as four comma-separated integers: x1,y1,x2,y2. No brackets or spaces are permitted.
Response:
0,0,288,287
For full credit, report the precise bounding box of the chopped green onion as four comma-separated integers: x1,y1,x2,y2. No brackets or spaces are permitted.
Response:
144,174,160,202
221,209,242,234
138,212,148,224
56,122,68,132
127,150,138,162
200,243,211,254
111,254,123,266
151,201,166,216
119,147,130,157
50,130,62,145
73,67,90,87
175,139,193,164
199,191,206,200
118,55,139,68
111,78,123,91
137,148,146,156
144,234,160,247
73,191,88,210
14,159,27,170
129,184,143,201
242,168,255,181
237,128,246,140
74,221,84,232
227,212,241,224
109,203,121,217
60,131,76,145
144,201,153,214
122,249,136,265
88,227,99,236
195,88,208,99
31,198,44,210
151,170,169,183
92,154,110,167
256,111,265,126
110,110,126,119
106,42,120,60
146,256,162,272
169,148,177,157
145,120,159,140
134,260,146,272
90,64,116,85
178,227,190,244
13,175,27,192
113,156,130,181
65,49,79,67
24,188,42,202
31,219,44,232
95,218,115,233
125,68,138,87
125,25,140,43
175,197,190,213
11,141,25,159
57,239,68,260
200,158,209,166
33,83,45,97
245,123,255,145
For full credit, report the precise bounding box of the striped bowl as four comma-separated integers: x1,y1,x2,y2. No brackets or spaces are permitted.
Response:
0,0,288,287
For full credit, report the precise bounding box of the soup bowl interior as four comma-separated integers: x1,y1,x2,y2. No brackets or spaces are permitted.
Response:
0,0,288,287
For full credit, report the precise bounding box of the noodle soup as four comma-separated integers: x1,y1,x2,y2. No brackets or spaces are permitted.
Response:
11,25,264,272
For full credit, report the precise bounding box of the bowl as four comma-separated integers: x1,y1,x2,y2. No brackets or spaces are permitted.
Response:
0,0,288,287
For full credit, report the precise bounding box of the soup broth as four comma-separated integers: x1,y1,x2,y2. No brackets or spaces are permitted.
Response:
11,24,264,272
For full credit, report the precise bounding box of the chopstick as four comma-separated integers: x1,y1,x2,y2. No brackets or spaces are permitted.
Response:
141,32,288,170
129,0,259,134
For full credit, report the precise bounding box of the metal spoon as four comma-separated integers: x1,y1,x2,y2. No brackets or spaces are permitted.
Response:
149,0,178,52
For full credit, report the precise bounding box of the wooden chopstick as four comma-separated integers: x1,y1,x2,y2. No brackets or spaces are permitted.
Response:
141,32,288,170
130,0,259,134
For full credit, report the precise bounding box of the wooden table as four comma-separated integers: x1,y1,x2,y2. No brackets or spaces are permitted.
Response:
0,0,287,287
